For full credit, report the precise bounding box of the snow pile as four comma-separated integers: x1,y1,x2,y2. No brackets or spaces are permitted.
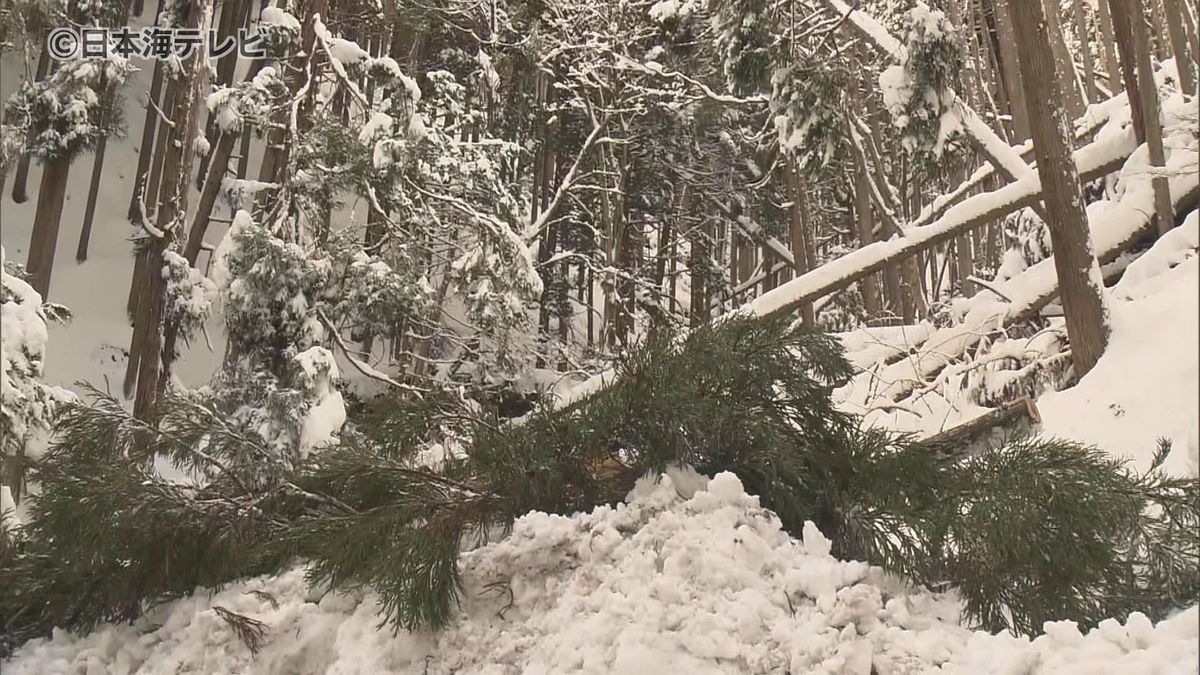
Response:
5,469,1196,674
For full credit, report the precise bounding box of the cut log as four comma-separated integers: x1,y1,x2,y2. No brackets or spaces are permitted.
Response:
920,397,1042,456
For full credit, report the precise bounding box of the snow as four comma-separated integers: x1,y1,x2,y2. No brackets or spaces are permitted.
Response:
846,208,1198,473
259,7,301,32
0,248,50,399
5,469,1196,674
1035,216,1198,476
0,485,17,530
208,210,246,285
293,346,346,455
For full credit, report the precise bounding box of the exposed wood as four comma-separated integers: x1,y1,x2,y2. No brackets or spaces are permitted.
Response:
920,397,1042,456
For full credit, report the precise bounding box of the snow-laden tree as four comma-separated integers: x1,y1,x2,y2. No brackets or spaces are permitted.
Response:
3,0,133,298
0,248,73,504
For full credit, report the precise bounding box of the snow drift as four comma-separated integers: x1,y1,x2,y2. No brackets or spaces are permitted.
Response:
4,469,1196,674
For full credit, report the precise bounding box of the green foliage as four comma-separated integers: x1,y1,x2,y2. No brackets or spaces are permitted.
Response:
2,318,1197,654
2,57,133,163
712,0,775,96
771,57,848,174
939,436,1199,634
880,3,965,162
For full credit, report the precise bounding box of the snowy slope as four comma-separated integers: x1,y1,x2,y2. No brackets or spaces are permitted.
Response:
4,469,1197,674
1037,213,1199,476
4,248,1199,671
835,211,1199,476
0,44,230,393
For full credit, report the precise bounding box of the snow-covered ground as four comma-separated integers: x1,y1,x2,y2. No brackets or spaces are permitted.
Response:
836,213,1199,476
4,469,1198,674
3,37,1197,674
4,216,1198,674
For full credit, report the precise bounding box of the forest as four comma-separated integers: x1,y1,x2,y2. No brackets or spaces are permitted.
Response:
0,0,1197,671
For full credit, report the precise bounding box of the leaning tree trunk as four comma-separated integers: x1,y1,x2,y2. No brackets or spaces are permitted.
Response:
1009,0,1110,376
195,0,248,186
1042,0,1085,119
77,70,118,262
25,155,72,299
991,0,1031,142
75,131,108,262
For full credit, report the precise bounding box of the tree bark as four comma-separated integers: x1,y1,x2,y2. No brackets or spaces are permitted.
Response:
128,0,171,222
1126,0,1175,237
1070,0,1098,102
689,223,710,327
144,77,177,217
196,0,248,186
1107,0,1147,145
10,44,51,205
786,159,815,326
1009,0,1110,376
77,69,117,263
126,0,211,418
25,156,71,299
1096,0,1122,93
1161,0,1196,96
850,148,882,316
75,132,108,263
992,0,1032,141
1042,0,1086,119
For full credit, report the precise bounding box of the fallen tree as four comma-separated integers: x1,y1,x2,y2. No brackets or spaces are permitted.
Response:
747,127,1139,321
837,164,1198,406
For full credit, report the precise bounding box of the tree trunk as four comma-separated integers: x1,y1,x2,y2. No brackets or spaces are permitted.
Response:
1096,0,1122,93
10,44,51,205
1042,0,1085,119
126,0,211,418
992,0,1032,141
1107,0,1147,145
76,132,108,263
77,68,117,263
129,0,172,221
1125,0,1175,237
196,0,249,186
25,156,72,299
689,223,710,327
182,60,265,264
1009,0,1110,376
1161,0,1196,96
1146,0,1168,59
1070,0,1098,102
851,160,882,316
183,131,237,263
144,78,177,217
786,159,815,326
